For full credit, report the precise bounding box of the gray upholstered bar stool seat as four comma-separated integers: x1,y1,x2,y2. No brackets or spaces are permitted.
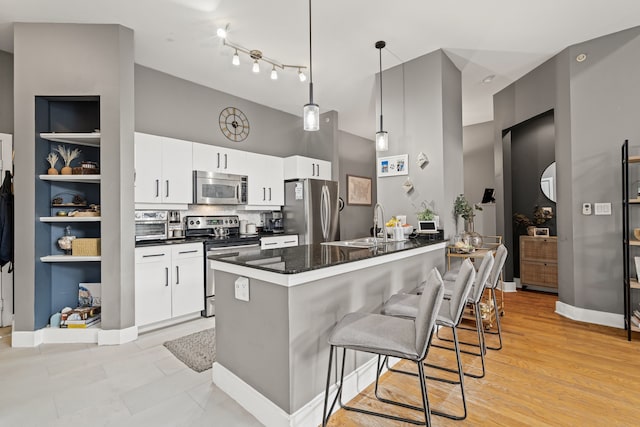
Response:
381,259,476,420
322,268,445,427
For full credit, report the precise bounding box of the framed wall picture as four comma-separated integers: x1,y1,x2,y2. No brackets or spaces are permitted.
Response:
378,154,409,177
346,174,372,206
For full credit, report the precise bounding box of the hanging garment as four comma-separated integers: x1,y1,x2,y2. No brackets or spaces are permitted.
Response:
0,170,14,271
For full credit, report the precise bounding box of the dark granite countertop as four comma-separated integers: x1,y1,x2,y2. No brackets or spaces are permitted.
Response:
211,237,446,274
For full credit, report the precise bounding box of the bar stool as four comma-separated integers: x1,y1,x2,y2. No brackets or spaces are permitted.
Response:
322,268,444,426
381,259,476,420
437,251,494,378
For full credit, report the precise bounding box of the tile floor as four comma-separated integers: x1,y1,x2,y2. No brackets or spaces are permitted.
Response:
0,319,263,426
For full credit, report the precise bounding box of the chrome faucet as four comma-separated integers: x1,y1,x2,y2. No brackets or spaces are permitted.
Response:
373,202,387,244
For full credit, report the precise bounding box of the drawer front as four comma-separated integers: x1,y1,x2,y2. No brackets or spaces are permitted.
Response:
261,235,299,249
520,237,557,261
135,246,171,264
171,242,204,259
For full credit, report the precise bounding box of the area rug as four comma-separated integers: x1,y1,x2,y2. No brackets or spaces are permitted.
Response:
163,328,216,373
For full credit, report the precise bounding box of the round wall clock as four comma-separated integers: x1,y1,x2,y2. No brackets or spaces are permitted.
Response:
219,107,250,142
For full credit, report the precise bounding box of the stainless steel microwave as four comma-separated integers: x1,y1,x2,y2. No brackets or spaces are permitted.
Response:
193,170,248,205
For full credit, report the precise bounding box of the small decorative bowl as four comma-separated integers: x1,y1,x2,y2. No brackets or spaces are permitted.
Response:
634,228,640,240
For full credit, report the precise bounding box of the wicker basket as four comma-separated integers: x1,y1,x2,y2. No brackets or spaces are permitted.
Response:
634,228,640,240
72,238,101,256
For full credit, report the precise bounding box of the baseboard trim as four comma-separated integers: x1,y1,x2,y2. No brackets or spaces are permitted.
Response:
502,281,517,292
212,356,400,427
12,325,138,347
98,326,138,345
555,301,624,329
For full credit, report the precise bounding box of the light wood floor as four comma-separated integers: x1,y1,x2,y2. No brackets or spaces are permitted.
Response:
326,290,640,427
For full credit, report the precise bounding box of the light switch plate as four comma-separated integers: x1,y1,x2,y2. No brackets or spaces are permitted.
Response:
582,203,591,215
234,277,250,301
594,202,611,216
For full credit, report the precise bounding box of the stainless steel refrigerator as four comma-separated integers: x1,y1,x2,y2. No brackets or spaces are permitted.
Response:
283,179,340,244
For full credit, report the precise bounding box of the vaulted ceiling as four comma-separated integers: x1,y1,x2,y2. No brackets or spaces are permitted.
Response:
1,0,639,139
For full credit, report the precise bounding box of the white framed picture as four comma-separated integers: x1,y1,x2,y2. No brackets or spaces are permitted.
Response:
378,154,409,177
635,257,640,282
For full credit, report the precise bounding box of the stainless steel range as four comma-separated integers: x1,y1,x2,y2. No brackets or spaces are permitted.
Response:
185,215,261,317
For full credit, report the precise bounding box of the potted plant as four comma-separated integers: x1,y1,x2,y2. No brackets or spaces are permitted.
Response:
55,144,82,175
453,194,483,247
46,152,59,175
513,206,554,235
417,202,435,221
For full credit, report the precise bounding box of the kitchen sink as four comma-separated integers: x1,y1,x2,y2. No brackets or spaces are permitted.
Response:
321,237,393,248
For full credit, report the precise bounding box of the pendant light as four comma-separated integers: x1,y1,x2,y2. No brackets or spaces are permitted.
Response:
303,0,319,131
375,40,388,151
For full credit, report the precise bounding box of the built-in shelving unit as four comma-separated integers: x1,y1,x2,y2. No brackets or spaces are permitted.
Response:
40,132,101,147
34,96,103,333
622,139,640,339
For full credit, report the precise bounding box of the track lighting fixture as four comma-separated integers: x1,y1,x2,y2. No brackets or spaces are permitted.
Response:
217,25,307,80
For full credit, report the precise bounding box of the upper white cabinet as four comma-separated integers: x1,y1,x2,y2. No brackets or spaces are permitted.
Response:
245,152,284,207
192,143,246,175
135,133,193,205
283,155,331,180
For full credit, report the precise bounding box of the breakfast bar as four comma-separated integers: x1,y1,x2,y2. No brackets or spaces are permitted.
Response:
210,238,446,427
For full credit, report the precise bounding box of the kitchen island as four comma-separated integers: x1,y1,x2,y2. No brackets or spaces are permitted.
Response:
210,237,446,427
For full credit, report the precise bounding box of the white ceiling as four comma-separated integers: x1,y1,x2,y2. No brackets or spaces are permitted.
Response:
1,0,639,139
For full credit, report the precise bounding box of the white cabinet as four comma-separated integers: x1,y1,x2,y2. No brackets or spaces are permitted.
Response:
192,143,246,175
135,133,193,206
246,152,284,207
135,243,204,327
260,235,299,249
283,155,331,180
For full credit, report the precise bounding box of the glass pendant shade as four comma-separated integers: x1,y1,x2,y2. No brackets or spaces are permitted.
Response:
376,131,388,151
303,103,320,131
232,51,240,66
252,60,260,73
298,70,307,82
270,67,278,80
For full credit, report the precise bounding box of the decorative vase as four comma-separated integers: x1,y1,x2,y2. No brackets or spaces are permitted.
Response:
527,226,536,236
61,166,72,175
47,167,58,175
464,219,483,249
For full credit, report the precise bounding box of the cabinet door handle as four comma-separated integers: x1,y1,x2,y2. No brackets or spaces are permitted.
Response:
224,154,228,169
316,164,319,176
311,163,315,176
268,187,272,201
217,153,220,169
284,240,297,244
165,267,169,287
176,266,180,284
155,179,160,197
178,250,198,255
263,187,266,201
142,253,165,258
166,180,169,198
264,242,277,246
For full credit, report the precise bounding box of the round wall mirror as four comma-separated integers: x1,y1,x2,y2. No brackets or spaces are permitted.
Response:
540,162,556,202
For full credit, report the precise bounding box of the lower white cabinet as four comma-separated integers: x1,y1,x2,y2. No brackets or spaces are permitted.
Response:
135,243,204,326
260,235,299,249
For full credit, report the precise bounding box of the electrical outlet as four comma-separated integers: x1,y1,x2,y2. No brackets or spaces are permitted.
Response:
582,203,592,215
594,202,611,216
234,277,250,301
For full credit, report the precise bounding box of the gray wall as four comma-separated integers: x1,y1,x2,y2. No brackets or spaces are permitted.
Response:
13,23,135,331
135,64,331,160
338,130,376,240
0,50,13,134
463,121,494,205
494,25,640,314
377,50,463,235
